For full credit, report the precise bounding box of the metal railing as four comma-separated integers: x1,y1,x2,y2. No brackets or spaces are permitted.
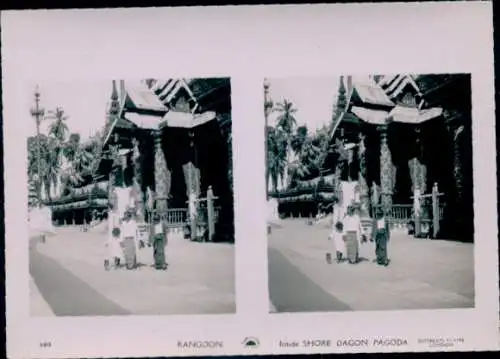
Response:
154,208,188,228
371,204,445,225
151,206,221,228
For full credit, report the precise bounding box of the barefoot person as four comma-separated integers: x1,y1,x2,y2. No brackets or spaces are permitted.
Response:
121,208,138,270
343,205,363,264
106,201,123,270
372,208,391,266
327,204,345,264
329,220,346,263
151,213,168,270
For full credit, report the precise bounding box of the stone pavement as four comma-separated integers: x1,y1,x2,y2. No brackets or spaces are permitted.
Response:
30,225,235,316
268,219,475,312
30,276,54,316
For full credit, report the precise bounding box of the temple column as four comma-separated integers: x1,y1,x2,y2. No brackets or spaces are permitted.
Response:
409,127,427,195
408,126,427,234
132,137,145,222
107,144,120,209
183,131,201,240
358,132,369,217
153,130,171,212
333,129,345,219
379,125,393,215
452,124,465,206
451,123,466,238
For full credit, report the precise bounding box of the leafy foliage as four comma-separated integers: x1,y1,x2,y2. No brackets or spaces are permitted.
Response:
266,99,332,192
27,105,102,206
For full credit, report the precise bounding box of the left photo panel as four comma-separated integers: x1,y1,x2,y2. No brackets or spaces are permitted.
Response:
28,78,236,316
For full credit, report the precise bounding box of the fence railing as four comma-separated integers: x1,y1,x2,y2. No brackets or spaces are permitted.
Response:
371,204,445,225
151,205,221,229
154,208,188,228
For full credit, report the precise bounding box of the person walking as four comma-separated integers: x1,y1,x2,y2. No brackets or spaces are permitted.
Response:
343,205,363,264
371,208,391,266
121,208,138,270
106,202,123,270
328,220,346,263
150,213,168,270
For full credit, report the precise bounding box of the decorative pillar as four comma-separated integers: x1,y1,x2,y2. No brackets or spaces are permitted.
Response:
452,125,465,207
432,182,440,238
107,144,119,208
183,131,201,240
358,132,369,217
183,161,201,239
153,130,170,212
207,186,216,242
379,126,393,215
417,129,427,195
408,126,427,235
412,184,422,236
408,127,427,194
132,137,145,222
371,181,380,216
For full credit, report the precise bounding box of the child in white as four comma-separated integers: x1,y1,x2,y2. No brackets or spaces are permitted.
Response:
330,221,346,262
328,205,346,262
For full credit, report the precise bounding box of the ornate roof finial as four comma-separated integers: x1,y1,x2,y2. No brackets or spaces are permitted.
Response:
110,80,120,116
337,76,347,113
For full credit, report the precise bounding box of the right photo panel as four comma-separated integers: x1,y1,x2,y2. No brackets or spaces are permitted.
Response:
264,74,475,313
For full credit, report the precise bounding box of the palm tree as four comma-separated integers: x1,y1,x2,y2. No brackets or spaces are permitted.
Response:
59,133,96,194
291,125,308,154
41,136,62,201
275,99,297,136
267,126,287,192
288,126,329,186
275,99,298,188
47,107,69,142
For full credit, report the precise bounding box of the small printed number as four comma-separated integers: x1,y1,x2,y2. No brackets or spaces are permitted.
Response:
40,341,52,348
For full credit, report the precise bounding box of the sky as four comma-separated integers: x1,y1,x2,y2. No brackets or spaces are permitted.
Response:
23,76,341,141
24,81,113,141
267,76,341,132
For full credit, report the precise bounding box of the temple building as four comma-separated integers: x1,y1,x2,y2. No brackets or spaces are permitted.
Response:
96,78,233,242
43,78,233,242
47,180,108,225
270,74,473,242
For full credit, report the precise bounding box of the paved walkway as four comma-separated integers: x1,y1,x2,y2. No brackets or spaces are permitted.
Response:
30,225,235,316
268,219,474,313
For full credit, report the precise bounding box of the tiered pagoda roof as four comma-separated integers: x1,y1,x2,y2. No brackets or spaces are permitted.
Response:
47,181,108,212
96,78,231,178
319,74,454,175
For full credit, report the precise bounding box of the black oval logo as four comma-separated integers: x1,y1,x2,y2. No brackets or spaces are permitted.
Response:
243,337,260,348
